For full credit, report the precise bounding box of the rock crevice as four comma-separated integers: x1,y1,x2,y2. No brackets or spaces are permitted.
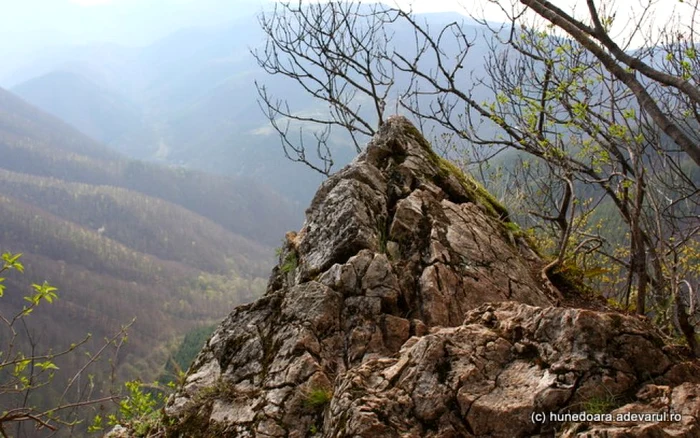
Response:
162,117,699,438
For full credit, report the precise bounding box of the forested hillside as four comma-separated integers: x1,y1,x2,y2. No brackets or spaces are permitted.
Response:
0,86,300,244
0,85,299,431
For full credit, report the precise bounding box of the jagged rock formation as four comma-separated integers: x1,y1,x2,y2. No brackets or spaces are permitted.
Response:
326,302,700,437
161,117,700,438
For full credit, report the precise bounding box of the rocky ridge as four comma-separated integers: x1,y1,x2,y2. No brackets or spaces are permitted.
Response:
159,117,700,437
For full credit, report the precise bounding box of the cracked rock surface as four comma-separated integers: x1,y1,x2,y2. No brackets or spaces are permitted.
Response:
161,117,699,438
326,302,700,437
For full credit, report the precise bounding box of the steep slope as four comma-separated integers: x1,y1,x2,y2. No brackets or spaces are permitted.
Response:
0,86,301,244
0,169,270,275
0,82,121,161
0,86,300,424
159,117,700,438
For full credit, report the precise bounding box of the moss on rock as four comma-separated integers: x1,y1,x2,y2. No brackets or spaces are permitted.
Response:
400,120,510,221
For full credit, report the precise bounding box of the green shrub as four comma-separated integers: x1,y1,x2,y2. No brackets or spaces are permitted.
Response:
89,380,169,436
304,387,333,409
281,252,298,274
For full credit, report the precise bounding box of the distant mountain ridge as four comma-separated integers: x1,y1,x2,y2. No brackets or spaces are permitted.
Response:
5,9,500,204
6,15,351,204
11,70,146,147
0,85,300,417
0,86,300,244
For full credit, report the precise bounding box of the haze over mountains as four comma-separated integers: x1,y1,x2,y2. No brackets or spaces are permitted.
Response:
0,4,489,428
2,3,698,437
4,12,339,203
0,84,302,420
3,7,491,204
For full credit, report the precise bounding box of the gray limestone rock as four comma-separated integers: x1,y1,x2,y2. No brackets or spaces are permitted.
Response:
158,117,699,438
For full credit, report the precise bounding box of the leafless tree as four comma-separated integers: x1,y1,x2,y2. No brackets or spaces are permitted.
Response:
253,1,400,175
254,0,699,354
391,0,698,339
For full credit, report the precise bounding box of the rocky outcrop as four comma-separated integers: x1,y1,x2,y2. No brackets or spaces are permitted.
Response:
161,117,699,437
326,302,700,437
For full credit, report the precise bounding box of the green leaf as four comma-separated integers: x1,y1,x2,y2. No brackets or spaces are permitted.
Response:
88,415,104,432
36,361,59,371
13,358,31,376
2,252,24,272
29,282,59,305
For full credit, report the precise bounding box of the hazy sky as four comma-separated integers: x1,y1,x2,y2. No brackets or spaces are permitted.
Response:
0,0,691,50
0,0,262,47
